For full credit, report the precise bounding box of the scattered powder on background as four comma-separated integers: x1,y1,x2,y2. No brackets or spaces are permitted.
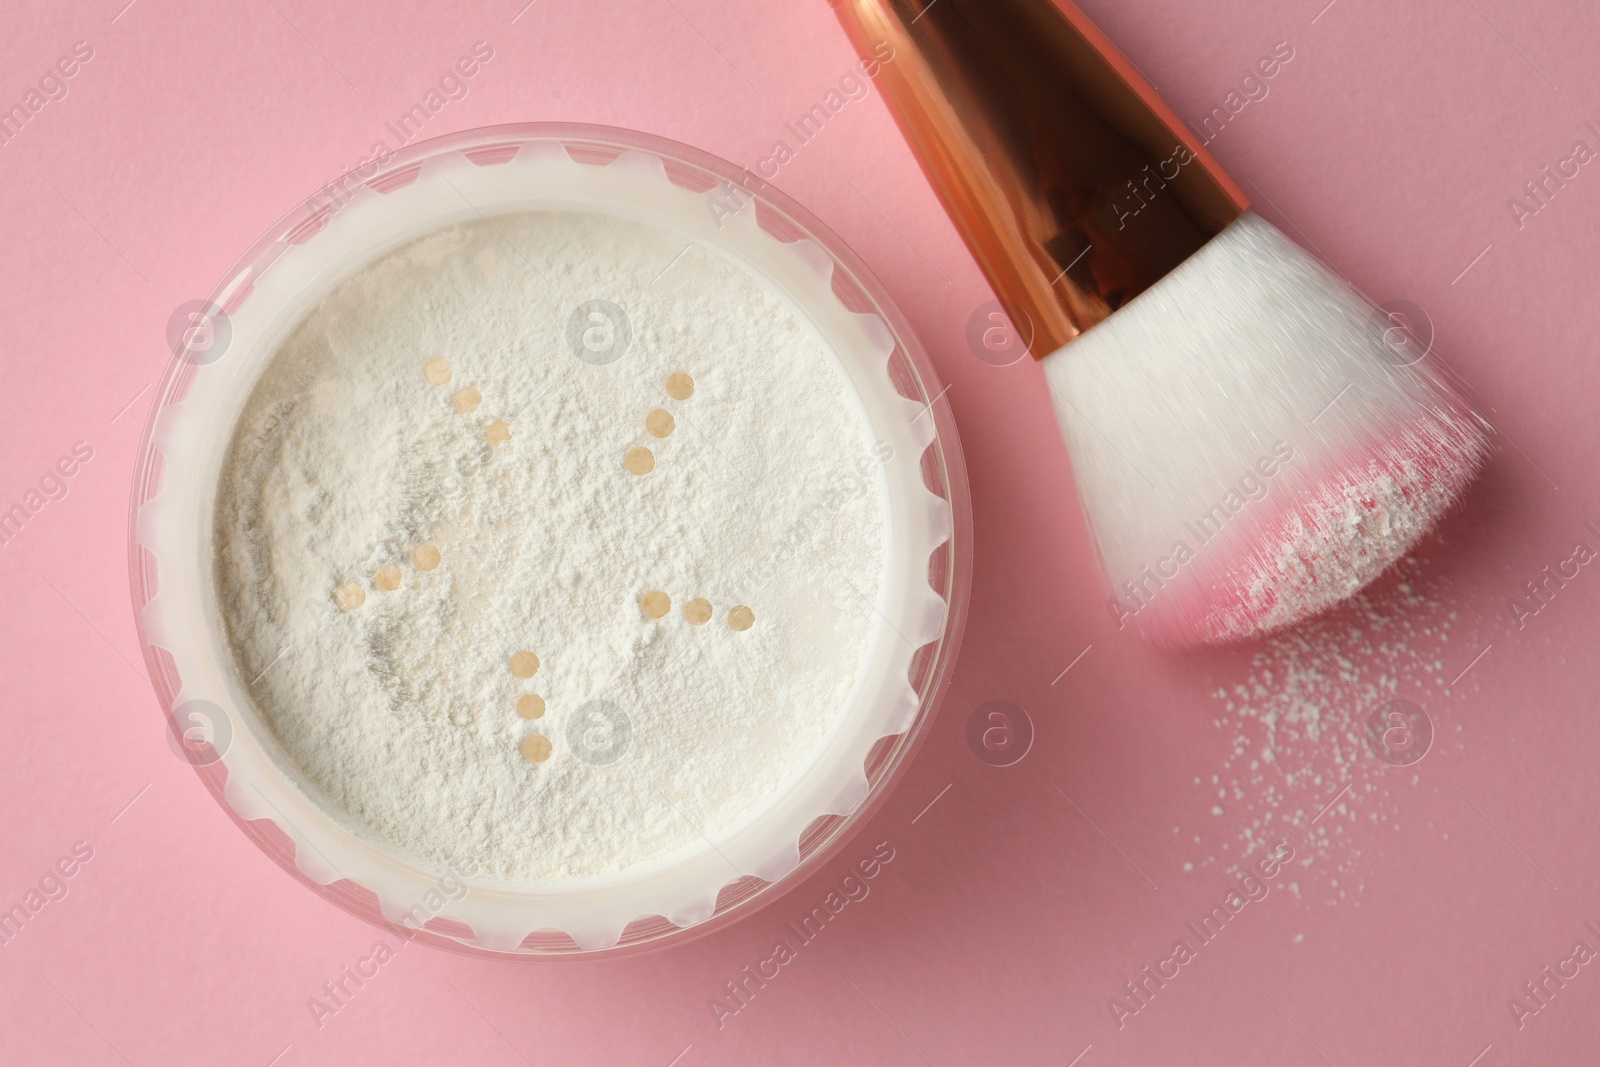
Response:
216,210,888,882
1186,553,1479,904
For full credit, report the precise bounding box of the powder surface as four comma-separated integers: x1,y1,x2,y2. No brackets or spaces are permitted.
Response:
215,210,888,882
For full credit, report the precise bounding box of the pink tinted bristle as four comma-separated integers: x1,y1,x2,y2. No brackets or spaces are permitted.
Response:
1140,409,1490,646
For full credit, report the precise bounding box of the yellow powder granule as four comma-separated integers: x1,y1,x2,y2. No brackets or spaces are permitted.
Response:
333,581,365,611
662,369,694,398
422,355,452,385
646,409,675,438
665,371,694,400
641,590,671,619
510,651,540,679
624,447,654,475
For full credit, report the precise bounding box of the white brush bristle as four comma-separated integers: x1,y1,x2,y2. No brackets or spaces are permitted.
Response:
1043,211,1490,645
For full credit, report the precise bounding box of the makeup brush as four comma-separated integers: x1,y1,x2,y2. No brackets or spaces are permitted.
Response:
830,0,1490,645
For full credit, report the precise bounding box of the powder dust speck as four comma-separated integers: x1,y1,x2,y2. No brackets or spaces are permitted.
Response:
1187,553,1475,905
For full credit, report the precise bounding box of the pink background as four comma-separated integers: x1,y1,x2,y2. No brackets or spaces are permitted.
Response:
2,0,1598,1063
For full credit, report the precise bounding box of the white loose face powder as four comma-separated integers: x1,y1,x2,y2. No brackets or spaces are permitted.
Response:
215,209,889,882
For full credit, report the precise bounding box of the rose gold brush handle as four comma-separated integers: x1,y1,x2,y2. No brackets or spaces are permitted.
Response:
829,0,1249,356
